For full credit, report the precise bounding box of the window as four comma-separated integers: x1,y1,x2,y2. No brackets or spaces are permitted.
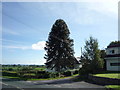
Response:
110,63,120,66
112,50,115,53
109,50,115,54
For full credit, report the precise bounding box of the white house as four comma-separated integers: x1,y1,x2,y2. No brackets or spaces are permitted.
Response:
105,42,120,71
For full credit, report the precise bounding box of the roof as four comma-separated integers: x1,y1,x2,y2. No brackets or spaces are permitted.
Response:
107,41,120,48
105,54,120,57
107,44,120,48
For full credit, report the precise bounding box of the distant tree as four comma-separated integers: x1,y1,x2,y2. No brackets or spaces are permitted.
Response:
100,50,106,70
44,19,77,72
80,36,104,74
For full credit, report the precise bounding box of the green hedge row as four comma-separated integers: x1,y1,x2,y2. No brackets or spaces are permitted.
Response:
2,71,19,77
2,69,79,79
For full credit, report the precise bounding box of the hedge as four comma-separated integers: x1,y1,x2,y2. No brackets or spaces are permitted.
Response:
2,71,18,77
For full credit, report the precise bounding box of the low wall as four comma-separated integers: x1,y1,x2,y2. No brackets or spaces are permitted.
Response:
88,74,120,85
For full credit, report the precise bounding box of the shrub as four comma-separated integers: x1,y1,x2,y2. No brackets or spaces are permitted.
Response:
79,66,92,75
36,71,46,74
63,71,72,76
73,70,79,74
49,72,60,78
42,72,50,78
8,68,13,71
35,71,50,78
2,71,18,77
23,73,36,79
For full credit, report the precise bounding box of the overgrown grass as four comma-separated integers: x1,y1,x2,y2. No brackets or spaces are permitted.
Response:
105,85,120,90
94,73,120,79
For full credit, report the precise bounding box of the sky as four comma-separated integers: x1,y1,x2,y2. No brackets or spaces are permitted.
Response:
1,1,119,65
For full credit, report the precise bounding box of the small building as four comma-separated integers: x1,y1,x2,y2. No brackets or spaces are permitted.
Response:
105,41,120,71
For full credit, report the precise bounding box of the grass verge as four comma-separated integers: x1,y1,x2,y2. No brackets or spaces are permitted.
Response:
93,73,120,79
105,85,120,90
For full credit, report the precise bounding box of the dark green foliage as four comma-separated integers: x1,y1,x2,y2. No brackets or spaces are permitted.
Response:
22,73,36,79
2,71,18,77
8,68,13,71
100,50,106,70
63,71,72,76
44,19,77,72
73,70,79,74
43,72,51,78
36,71,50,78
49,72,59,78
80,36,104,74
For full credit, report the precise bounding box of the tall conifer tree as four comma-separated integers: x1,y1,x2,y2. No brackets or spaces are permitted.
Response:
44,19,78,72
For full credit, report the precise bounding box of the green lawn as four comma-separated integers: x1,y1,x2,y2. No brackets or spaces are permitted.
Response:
105,85,120,90
94,73,120,79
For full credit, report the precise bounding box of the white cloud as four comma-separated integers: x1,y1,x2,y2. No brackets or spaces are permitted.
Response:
2,41,46,50
32,41,46,50
3,45,31,50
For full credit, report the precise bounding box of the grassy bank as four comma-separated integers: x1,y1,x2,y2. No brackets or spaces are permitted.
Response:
94,73,120,79
105,85,120,90
93,72,120,90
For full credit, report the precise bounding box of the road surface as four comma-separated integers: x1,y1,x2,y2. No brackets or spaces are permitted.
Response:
0,77,106,90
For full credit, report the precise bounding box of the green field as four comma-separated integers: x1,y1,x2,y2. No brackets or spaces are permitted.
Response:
94,73,120,79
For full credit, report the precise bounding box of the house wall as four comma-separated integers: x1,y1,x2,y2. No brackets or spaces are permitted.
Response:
106,47,120,55
106,57,120,71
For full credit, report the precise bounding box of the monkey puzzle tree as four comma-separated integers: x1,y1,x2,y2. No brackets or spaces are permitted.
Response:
44,19,78,72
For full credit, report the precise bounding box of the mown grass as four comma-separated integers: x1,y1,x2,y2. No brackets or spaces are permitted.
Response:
94,73,120,79
105,85,120,90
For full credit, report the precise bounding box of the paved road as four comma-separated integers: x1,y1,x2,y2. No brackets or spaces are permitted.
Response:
1,77,106,90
